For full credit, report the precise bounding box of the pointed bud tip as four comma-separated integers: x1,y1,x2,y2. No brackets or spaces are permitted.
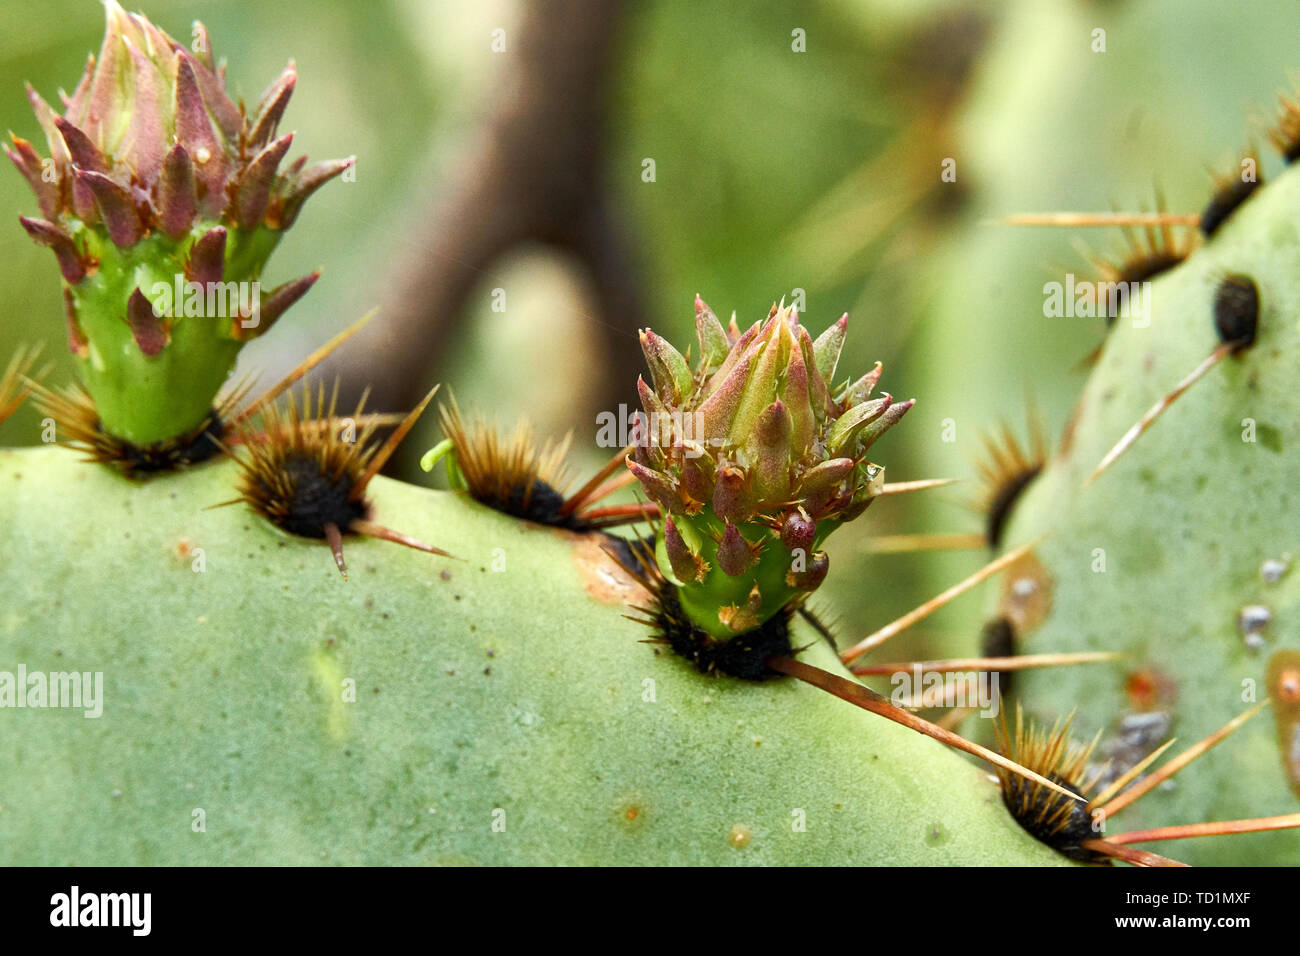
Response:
716,521,758,577
127,287,169,356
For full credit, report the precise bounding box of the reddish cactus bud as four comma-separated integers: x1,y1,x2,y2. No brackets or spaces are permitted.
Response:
75,169,143,247
233,133,294,229
251,272,320,338
248,64,297,151
53,117,107,173
712,464,751,525
6,136,59,219
663,517,707,583
626,459,679,514
127,288,168,357
679,444,716,504
156,145,198,240
185,226,227,286
20,217,84,283
786,550,829,591
780,508,817,552
716,522,759,577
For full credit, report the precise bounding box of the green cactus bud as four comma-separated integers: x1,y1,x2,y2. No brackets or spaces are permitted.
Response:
8,1,352,448
629,298,912,640
694,294,731,370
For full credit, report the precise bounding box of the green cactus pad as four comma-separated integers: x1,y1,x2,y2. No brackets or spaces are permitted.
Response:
0,446,1066,865
995,162,1300,866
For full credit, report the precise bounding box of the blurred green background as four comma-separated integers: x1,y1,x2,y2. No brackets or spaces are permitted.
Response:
3,0,1299,674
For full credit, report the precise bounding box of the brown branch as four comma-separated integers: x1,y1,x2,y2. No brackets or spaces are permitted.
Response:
334,0,645,460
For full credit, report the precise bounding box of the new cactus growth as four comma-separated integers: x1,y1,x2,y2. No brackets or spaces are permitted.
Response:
9,1,352,450
629,297,911,643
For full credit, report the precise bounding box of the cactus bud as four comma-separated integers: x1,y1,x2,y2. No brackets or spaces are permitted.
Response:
632,298,912,639
786,550,830,592
695,295,731,370
716,522,759,577
10,1,350,449
663,517,708,583
780,508,817,552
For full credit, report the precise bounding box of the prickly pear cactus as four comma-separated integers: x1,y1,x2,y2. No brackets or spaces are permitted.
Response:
9,1,350,448
993,161,1300,866
13,0,1298,869
0,445,1066,865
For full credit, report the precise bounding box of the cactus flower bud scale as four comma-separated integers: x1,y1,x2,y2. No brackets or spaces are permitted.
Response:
629,298,912,639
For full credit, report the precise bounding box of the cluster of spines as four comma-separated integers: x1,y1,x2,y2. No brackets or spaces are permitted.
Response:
995,707,1106,861
222,378,450,578
991,702,1300,866
0,345,48,427
421,393,645,531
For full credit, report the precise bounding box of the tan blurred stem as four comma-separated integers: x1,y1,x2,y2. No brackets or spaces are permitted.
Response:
860,532,986,553
878,477,959,495
561,445,634,517
996,212,1200,227
1078,839,1189,867
853,651,1118,676
1087,344,1235,486
333,0,647,468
